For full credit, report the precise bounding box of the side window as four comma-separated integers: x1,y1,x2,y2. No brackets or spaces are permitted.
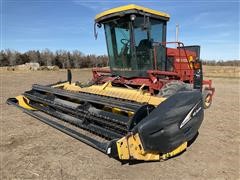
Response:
133,17,153,70
150,19,166,71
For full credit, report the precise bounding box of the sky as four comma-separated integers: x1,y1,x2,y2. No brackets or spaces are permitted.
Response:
1,0,239,60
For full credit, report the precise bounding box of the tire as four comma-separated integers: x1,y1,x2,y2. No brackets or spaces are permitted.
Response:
158,81,193,98
202,90,212,109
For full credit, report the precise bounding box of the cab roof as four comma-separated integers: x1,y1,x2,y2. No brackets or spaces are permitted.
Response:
95,4,170,23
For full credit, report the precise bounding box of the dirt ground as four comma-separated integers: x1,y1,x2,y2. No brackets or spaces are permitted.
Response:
0,69,239,180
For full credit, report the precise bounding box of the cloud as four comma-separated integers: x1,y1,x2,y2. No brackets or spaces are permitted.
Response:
72,1,113,11
9,37,82,43
192,12,210,23
13,38,54,42
200,23,229,29
218,32,231,37
73,1,99,10
7,24,86,35
204,39,230,44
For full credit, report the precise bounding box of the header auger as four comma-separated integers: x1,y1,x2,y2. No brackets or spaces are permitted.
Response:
7,4,214,161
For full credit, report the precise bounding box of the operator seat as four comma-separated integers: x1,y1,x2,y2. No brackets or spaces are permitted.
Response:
137,39,152,50
136,39,152,68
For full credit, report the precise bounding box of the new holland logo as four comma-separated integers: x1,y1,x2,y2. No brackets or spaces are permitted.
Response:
180,100,202,128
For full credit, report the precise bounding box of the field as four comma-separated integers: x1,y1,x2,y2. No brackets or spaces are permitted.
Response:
203,65,240,78
0,67,239,179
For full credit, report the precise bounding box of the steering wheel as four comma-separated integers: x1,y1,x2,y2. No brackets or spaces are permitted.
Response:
121,39,130,46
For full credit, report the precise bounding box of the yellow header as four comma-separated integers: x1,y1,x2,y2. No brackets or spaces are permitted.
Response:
95,4,170,22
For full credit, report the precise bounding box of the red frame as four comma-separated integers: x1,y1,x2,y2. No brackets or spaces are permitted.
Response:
92,42,215,97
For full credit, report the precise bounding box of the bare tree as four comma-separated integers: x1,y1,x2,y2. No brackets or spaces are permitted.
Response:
6,49,17,66
26,50,39,63
71,50,83,68
41,49,54,66
56,50,70,69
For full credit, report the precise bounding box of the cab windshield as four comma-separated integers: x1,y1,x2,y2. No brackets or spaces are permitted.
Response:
104,16,166,77
105,17,131,70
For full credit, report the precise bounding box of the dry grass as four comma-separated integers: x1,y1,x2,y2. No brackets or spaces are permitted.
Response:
203,65,240,78
0,69,239,179
1,65,239,78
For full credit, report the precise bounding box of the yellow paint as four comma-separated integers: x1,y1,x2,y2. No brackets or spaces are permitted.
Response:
116,133,160,161
188,55,194,69
62,82,166,106
188,55,193,62
15,95,36,110
116,136,130,160
161,142,187,160
111,107,134,117
95,4,170,22
116,133,188,161
52,82,70,88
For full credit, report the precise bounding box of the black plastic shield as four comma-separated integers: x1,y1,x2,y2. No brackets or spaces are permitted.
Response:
134,91,204,154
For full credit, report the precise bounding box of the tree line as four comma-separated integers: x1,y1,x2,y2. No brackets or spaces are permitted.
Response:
0,49,108,68
202,60,239,66
0,49,239,68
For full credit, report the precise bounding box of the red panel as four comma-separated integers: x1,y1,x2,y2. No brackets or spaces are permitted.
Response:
91,42,214,96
